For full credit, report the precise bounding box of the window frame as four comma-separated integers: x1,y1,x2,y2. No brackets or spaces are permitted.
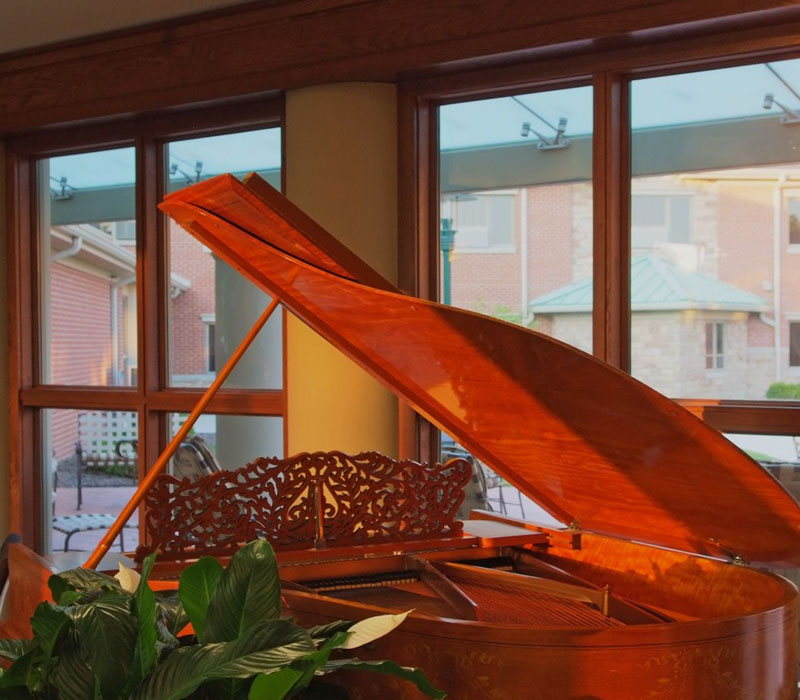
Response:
789,320,800,368
6,97,285,550
705,321,725,371
398,43,800,464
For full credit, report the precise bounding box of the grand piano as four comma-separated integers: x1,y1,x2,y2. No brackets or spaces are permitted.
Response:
5,173,800,699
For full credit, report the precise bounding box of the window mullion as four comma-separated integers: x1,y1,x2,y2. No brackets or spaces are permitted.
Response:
592,71,631,371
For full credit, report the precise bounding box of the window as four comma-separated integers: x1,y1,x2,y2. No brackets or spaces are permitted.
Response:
205,319,216,373
629,60,800,400
631,194,691,248
448,192,515,250
9,100,285,552
789,198,800,246
791,322,800,367
705,322,725,370
438,85,593,351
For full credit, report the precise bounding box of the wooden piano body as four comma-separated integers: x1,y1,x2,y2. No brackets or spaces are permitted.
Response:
6,173,800,699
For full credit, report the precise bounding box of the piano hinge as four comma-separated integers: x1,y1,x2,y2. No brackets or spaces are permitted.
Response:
709,538,749,567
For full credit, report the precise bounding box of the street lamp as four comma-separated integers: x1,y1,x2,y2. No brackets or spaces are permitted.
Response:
440,192,477,306
440,216,457,306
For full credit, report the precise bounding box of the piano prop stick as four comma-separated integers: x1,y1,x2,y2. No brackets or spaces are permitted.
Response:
83,296,280,570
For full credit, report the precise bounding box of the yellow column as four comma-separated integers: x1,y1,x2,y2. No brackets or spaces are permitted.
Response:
285,83,398,457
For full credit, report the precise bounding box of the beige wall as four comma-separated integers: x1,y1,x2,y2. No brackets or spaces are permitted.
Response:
284,83,398,457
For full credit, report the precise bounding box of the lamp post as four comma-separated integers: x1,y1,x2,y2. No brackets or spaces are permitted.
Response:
440,217,456,306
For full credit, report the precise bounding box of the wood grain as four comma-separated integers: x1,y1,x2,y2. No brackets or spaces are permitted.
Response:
2,1,800,132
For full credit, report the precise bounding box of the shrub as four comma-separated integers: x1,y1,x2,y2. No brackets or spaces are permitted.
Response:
766,382,800,399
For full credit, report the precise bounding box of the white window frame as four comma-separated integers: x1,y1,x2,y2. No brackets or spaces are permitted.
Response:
449,190,517,253
705,321,725,371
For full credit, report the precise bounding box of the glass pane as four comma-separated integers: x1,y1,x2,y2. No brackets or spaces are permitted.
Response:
437,86,591,520
45,408,139,555
39,147,136,386
167,128,283,389
724,432,800,596
631,58,800,399
168,413,283,475
439,85,593,352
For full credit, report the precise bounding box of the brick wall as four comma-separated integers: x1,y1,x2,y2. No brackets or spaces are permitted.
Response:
49,262,115,459
169,221,216,380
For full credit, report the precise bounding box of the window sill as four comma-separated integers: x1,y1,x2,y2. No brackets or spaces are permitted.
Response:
788,244,800,254
705,369,727,378
453,246,516,255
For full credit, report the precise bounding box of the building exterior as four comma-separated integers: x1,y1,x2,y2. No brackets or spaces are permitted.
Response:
447,168,800,400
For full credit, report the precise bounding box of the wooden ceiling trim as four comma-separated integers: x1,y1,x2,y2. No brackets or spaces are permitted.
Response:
2,1,800,133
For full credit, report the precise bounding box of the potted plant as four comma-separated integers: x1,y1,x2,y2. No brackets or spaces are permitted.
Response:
0,540,444,699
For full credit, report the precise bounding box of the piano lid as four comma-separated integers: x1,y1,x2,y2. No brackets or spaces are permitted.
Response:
161,175,800,567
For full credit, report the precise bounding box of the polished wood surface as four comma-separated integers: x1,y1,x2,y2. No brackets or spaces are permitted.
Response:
161,178,800,566
281,527,798,700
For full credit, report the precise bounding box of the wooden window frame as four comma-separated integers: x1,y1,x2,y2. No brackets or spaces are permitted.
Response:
6,96,285,550
399,31,800,464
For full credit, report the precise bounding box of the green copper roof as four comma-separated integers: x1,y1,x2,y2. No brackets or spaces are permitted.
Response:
530,254,769,314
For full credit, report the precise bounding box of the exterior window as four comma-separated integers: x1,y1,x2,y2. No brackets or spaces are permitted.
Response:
449,192,515,250
205,320,216,373
790,322,800,367
789,198,800,245
629,60,800,401
631,194,691,248
705,322,724,370
16,114,285,554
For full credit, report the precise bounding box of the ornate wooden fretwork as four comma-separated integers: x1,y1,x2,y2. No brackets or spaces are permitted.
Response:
137,451,470,561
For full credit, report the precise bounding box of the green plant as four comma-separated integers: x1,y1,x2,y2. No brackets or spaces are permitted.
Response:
766,381,800,400
0,541,445,699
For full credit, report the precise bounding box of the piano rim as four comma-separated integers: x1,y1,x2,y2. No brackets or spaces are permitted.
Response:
144,540,798,645
281,583,797,646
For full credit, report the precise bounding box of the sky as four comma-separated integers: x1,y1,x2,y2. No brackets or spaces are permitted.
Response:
440,57,800,149
47,128,282,191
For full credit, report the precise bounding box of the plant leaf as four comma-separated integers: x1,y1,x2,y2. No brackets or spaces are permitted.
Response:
248,661,313,700
204,541,281,643
130,619,315,700
47,641,99,700
179,556,223,642
339,611,410,649
0,640,31,663
30,603,71,658
155,590,189,638
248,631,350,700
128,553,159,692
49,568,119,596
71,599,137,699
320,659,446,699
0,649,38,690
305,621,352,644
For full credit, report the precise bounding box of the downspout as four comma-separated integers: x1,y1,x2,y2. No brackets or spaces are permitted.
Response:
111,275,135,386
51,234,82,262
520,189,530,325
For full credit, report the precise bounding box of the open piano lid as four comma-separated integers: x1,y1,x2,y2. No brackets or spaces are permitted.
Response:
161,174,800,567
